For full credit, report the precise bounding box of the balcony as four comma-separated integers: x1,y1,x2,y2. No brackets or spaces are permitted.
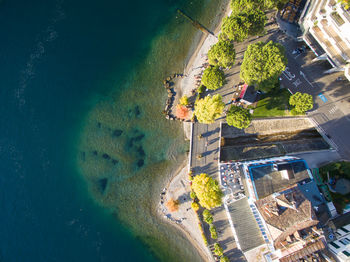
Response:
331,11,346,26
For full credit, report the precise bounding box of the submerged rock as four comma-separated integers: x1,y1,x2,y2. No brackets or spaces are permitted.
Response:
137,159,144,168
112,129,123,137
134,105,141,117
102,153,111,160
137,146,145,157
98,178,108,193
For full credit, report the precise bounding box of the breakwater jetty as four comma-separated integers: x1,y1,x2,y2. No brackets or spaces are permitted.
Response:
177,9,214,36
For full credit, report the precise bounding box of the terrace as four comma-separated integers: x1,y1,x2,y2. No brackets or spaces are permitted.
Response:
248,160,311,199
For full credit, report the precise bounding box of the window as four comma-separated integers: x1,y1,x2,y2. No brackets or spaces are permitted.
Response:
343,250,350,257
340,238,350,245
330,242,340,248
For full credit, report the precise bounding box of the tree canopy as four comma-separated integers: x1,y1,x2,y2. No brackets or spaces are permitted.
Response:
213,243,224,257
230,0,288,13
289,92,313,114
338,0,349,9
220,256,230,262
201,66,225,90
208,39,236,68
221,9,266,42
195,94,225,124
165,198,179,212
240,41,287,92
179,95,189,106
175,104,189,119
226,106,252,129
203,209,213,224
192,173,223,210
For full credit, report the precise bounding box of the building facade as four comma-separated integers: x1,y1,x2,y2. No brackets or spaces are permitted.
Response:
299,0,350,81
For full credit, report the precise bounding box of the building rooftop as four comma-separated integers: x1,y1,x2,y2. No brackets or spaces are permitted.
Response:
241,85,258,104
255,186,319,248
328,212,350,230
249,160,311,199
279,239,326,262
227,198,265,252
298,179,325,207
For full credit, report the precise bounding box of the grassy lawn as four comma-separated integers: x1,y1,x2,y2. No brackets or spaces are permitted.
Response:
250,88,291,118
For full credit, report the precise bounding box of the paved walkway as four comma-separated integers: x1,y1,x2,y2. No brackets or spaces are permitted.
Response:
189,11,281,261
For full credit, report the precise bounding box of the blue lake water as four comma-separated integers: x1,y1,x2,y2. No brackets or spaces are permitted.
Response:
0,0,226,261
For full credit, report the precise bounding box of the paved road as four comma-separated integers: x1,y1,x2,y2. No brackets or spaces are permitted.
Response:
275,35,350,159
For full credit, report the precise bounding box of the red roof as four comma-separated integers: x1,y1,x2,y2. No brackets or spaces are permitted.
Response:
239,83,248,99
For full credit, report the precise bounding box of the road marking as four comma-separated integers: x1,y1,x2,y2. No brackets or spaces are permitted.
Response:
292,78,302,87
318,93,327,103
283,67,295,81
329,106,337,114
300,71,314,87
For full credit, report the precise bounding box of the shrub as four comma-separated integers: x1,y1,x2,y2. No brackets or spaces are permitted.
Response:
191,201,200,211
190,190,197,199
203,209,213,224
165,198,180,212
214,243,224,257
197,84,206,94
179,95,189,106
175,104,189,119
220,256,229,262
210,225,218,239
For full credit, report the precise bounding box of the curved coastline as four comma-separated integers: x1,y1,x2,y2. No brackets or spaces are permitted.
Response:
158,1,231,261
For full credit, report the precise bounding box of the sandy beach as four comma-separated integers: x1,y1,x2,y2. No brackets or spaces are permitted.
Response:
158,1,232,261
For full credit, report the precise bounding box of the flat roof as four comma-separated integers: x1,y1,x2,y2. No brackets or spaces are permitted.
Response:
298,179,325,206
241,85,257,104
249,160,310,199
227,198,265,252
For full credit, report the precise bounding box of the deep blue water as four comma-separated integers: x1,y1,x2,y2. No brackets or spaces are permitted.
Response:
0,0,225,261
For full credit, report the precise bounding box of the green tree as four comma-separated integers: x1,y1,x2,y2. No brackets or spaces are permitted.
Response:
208,40,236,68
221,9,266,42
201,66,225,90
191,201,200,211
195,94,225,124
203,209,213,224
226,106,251,129
230,0,288,13
210,224,218,239
338,0,349,9
192,173,223,210
240,41,287,92
220,256,229,262
179,95,189,106
190,190,197,199
214,243,224,257
289,92,313,114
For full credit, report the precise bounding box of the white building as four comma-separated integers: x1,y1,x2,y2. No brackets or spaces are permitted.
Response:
299,0,350,81
328,224,350,261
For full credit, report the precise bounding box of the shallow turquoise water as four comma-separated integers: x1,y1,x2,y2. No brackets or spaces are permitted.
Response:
0,0,226,261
